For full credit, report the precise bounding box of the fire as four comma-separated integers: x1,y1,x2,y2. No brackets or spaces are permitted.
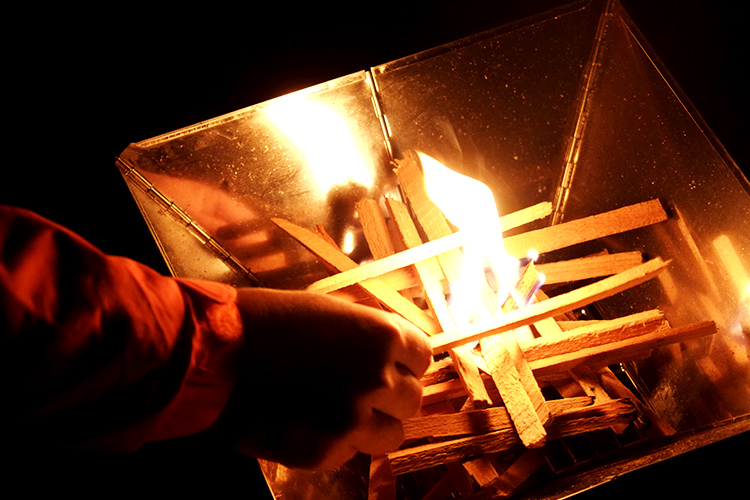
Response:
419,152,523,324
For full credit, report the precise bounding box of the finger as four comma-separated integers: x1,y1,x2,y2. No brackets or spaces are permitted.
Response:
352,408,405,456
364,363,424,421
313,404,406,470
387,313,433,378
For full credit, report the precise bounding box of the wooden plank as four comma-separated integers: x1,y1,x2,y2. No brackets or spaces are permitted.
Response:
490,450,545,499
304,230,465,294
387,197,492,408
388,399,637,475
419,318,716,403
306,200,667,295
499,202,552,232
308,200,663,293
503,199,668,258
272,217,441,335
536,251,644,284
403,397,592,441
430,258,670,353
528,320,717,379
356,198,396,259
393,152,500,317
520,309,667,363
481,262,551,449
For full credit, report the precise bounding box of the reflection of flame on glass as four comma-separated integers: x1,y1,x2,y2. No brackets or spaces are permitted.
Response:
419,152,523,325
740,283,750,336
713,235,750,337
265,93,373,198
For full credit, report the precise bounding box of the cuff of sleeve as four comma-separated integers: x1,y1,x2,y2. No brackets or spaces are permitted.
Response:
149,279,245,441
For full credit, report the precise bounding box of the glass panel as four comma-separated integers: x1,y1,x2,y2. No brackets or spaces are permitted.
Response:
372,1,602,220
563,2,750,430
119,71,393,289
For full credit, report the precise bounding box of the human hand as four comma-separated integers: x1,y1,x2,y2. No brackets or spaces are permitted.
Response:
216,288,432,470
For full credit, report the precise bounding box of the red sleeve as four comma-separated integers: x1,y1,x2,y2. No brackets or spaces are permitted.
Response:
0,205,244,453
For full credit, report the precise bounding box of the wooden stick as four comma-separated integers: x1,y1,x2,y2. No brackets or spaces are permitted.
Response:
368,454,397,500
528,310,609,407
597,368,677,437
403,396,592,441
387,197,492,408
356,198,396,259
306,200,667,295
529,287,618,412
422,378,467,406
519,309,667,363
536,251,644,284
503,198,668,258
314,223,384,310
388,399,637,475
355,198,421,293
421,357,456,386
304,230,464,294
272,217,441,335
392,152,465,284
386,198,454,327
499,201,552,232
480,263,551,448
568,366,615,402
462,457,504,490
528,320,717,379
481,339,548,448
430,258,670,353
417,398,486,497
395,152,551,234
490,449,545,499
391,158,499,408
393,152,499,316
354,197,424,300
566,365,630,433
420,318,715,403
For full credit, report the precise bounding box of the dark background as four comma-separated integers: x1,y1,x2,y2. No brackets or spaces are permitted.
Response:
4,0,748,498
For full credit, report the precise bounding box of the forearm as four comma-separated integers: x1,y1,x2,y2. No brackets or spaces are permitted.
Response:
1,205,432,470
1,206,243,452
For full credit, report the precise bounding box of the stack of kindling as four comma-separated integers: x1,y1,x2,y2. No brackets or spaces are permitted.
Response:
272,151,716,498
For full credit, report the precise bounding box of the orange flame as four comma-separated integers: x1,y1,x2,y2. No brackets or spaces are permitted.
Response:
419,152,521,324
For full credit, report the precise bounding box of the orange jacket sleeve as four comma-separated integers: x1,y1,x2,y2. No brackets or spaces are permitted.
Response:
1,206,244,453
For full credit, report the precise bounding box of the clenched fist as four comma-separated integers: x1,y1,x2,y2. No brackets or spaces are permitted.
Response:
215,288,432,470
